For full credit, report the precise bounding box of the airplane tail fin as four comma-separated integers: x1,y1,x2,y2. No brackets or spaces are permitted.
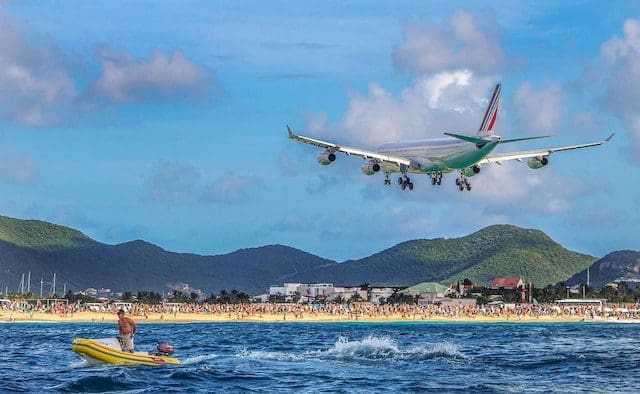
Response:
477,84,501,136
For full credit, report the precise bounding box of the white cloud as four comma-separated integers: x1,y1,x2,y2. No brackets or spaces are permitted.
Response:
513,81,565,134
0,150,39,185
145,161,201,204
0,8,76,126
331,71,496,147
91,48,210,103
199,172,262,204
599,18,640,165
394,11,504,76
0,8,212,126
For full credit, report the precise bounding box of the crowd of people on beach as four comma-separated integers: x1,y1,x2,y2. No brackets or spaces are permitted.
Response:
2,299,640,321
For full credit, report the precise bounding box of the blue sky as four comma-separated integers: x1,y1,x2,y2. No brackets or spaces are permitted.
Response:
0,1,638,261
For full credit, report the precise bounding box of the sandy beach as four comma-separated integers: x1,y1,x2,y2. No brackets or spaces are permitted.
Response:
0,310,604,324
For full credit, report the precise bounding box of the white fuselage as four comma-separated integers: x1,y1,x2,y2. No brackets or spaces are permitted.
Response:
377,136,499,173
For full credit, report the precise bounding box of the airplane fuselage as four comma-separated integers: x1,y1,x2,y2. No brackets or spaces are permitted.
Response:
377,136,499,173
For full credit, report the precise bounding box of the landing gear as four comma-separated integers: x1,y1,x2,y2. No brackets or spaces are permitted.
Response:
456,173,471,192
430,172,442,186
398,174,413,191
384,173,391,186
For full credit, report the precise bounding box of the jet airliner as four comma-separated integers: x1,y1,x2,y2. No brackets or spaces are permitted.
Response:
288,84,614,191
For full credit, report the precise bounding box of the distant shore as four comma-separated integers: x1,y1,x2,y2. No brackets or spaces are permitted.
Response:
2,310,635,324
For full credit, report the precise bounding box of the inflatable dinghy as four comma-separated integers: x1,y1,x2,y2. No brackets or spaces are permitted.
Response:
72,338,180,366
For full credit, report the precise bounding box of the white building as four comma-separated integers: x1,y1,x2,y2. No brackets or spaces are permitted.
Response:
298,283,335,300
370,287,398,304
333,286,367,302
268,283,336,302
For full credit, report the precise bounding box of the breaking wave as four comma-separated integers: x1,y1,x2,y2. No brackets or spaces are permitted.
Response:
181,353,219,365
237,336,466,363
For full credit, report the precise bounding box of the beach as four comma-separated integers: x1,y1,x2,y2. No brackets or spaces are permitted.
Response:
0,306,629,324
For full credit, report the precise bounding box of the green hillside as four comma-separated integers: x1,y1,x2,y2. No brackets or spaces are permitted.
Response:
0,216,96,250
293,225,596,287
566,250,640,288
0,215,598,294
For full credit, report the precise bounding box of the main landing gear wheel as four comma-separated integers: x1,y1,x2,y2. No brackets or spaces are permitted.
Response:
456,173,471,192
399,175,413,191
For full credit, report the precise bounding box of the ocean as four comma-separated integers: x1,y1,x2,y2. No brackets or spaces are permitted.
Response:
1,321,638,392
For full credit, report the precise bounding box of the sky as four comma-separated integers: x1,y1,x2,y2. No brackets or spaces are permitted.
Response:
0,0,638,261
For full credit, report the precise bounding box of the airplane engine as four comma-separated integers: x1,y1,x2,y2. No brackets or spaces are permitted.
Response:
527,156,549,169
361,160,381,175
462,165,481,177
317,150,337,165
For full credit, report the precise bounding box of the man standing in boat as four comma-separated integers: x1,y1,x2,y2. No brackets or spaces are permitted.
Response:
117,309,137,353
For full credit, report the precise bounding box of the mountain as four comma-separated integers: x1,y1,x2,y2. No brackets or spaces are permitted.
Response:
566,250,640,289
0,216,336,295
0,216,599,295
289,225,596,287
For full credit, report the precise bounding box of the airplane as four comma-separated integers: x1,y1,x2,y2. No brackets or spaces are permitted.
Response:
287,84,614,191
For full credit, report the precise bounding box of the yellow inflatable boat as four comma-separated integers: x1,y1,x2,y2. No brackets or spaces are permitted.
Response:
72,338,180,366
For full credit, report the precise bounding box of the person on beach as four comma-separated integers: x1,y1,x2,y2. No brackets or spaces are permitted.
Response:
117,309,137,352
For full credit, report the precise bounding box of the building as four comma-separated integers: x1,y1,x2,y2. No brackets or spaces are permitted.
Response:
332,286,367,302
370,287,399,304
490,277,524,290
268,283,335,302
298,283,335,300
403,282,451,305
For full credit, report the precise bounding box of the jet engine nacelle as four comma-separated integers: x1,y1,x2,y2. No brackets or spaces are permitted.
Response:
317,150,337,166
527,156,549,169
361,160,381,176
462,165,481,177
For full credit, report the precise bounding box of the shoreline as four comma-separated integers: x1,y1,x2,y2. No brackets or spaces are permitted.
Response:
1,311,635,324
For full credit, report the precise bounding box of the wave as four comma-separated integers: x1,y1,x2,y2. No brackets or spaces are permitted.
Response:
68,359,91,369
237,336,467,363
181,353,219,365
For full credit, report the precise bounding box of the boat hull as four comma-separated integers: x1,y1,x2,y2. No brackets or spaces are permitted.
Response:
72,338,180,366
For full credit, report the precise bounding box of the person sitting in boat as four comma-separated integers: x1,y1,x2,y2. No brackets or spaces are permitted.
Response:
117,309,137,353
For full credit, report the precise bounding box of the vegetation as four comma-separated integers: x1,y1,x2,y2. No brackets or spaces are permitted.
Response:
204,289,252,304
566,251,640,289
293,225,596,287
0,215,96,250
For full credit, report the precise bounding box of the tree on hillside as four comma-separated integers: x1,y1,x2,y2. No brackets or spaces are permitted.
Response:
122,291,133,301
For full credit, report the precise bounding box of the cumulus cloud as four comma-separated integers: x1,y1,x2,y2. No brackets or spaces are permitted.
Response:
599,18,640,165
319,71,496,147
0,8,211,126
145,161,200,204
513,81,565,134
394,11,504,76
199,172,262,204
0,150,39,185
305,12,503,148
0,8,76,126
90,48,210,103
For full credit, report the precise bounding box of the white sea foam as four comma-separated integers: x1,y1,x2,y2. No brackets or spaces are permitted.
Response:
68,359,90,369
181,353,219,365
236,336,466,363
236,348,304,361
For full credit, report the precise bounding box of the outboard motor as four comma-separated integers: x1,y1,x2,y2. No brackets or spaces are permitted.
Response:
156,341,175,357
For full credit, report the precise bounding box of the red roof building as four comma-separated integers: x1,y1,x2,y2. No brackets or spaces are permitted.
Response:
490,277,524,290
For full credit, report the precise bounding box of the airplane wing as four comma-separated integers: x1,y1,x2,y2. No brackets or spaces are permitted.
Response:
478,133,615,165
287,126,411,167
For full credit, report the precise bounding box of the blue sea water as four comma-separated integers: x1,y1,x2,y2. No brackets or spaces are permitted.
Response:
1,322,639,392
